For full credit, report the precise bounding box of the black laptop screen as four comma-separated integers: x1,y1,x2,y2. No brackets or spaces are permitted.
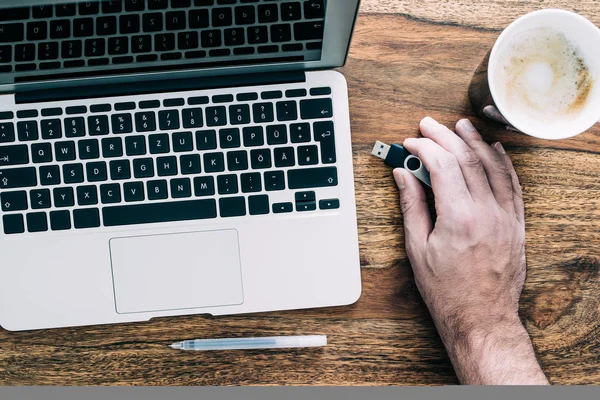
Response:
0,0,328,85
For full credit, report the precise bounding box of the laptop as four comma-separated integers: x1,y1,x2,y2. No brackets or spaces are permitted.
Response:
0,0,362,331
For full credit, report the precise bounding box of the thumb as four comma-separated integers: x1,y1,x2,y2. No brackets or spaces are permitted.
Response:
393,168,433,252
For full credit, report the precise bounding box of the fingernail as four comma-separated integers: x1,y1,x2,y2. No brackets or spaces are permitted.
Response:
483,105,495,119
421,116,438,126
393,168,406,190
494,142,506,155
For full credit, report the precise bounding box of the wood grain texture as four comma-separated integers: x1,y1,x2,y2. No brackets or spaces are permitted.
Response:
1,1,600,386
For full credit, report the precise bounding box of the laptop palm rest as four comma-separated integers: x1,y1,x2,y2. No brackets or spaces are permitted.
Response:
109,230,244,314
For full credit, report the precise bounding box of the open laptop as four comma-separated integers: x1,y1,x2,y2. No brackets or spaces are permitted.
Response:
0,0,362,331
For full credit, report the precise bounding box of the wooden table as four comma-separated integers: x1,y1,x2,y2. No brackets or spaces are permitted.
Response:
1,1,600,386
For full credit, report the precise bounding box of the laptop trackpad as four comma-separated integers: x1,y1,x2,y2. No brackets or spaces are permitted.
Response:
109,230,244,314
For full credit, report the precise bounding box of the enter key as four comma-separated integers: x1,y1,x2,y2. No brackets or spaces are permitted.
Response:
314,121,336,164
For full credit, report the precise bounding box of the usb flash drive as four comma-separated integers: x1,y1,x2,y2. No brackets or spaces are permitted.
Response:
371,141,432,187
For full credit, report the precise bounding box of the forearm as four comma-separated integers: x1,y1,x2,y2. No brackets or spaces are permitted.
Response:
438,315,549,385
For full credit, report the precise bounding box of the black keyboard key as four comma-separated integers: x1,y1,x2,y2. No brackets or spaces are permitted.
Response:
262,91,283,100
111,114,133,134
295,191,316,203
155,33,175,51
201,30,221,47
281,2,302,21
241,172,261,193
79,139,100,160
248,195,268,215
258,4,278,23
213,8,233,27
56,3,76,17
102,0,123,13
237,93,258,102
164,98,185,107
17,121,38,141
233,46,254,55
14,63,36,72
213,94,233,104
30,189,51,209
267,125,288,145
149,0,169,9
63,163,84,184
17,110,38,118
0,144,28,167
290,123,311,143
252,103,274,123
158,110,180,130
224,28,244,46
172,0,192,8
135,111,156,132
178,31,199,49
273,202,293,214
196,130,217,150
157,155,177,176
41,119,62,139
39,165,61,186
32,5,53,18
170,178,192,198
205,106,226,127
294,21,325,41
235,6,255,25
49,20,70,39
250,148,271,169
246,26,267,45
27,212,48,232
182,108,203,129
0,7,29,22
53,187,75,207
125,0,145,11
108,36,129,54
149,134,170,154
320,199,340,210
133,158,154,178
0,23,24,43
73,18,94,38
304,0,325,19
27,21,47,41
274,147,295,167
180,154,201,175
88,115,110,136
143,13,163,32
114,102,135,111
125,136,147,156
124,181,145,202
296,200,316,212
54,141,75,162
65,117,86,138
288,167,338,190
300,98,333,119
310,87,332,96
85,38,106,57
41,108,62,117
219,128,240,149
188,96,209,105
50,210,71,231
276,101,298,121
193,176,214,197
1,190,27,212
79,1,100,15
242,127,263,147
282,43,303,52
226,150,248,171
97,16,117,36
298,145,319,166
271,24,292,42
0,123,15,143
31,143,53,163
103,198,217,226
86,161,108,182
189,9,209,29
229,105,250,125
166,11,186,30
120,14,141,34
77,185,98,206
160,52,181,61
73,208,100,229
204,153,225,173
100,183,121,204
264,171,285,191
173,131,193,152
110,159,131,180
3,214,24,234
132,35,152,53
219,196,245,218
0,167,36,189
286,89,307,98
314,121,336,164
0,111,11,120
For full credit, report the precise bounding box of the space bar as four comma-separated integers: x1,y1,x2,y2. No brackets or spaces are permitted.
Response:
102,199,217,227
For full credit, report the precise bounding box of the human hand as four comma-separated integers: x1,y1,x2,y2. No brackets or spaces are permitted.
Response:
394,117,547,384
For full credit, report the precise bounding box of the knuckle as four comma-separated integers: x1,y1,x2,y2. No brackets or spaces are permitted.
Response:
457,149,482,167
435,153,459,171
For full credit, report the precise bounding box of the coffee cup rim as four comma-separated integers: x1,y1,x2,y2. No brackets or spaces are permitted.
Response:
488,9,600,140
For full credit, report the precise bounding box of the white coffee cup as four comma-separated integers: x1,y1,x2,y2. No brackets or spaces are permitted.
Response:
487,9,600,140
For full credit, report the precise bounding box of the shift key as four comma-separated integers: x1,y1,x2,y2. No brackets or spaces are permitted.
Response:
0,145,29,167
0,167,37,189
288,167,338,189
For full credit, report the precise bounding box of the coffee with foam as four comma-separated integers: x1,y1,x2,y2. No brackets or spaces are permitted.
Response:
494,27,595,124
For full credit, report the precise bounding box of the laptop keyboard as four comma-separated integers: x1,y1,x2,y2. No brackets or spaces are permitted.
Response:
0,0,326,74
0,85,341,234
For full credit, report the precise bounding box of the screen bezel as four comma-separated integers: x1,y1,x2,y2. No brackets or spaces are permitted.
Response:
0,0,361,94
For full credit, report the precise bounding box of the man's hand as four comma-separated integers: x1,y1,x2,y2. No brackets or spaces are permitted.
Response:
394,117,548,385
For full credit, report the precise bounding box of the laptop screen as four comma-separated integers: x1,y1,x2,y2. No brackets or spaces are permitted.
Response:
0,0,360,91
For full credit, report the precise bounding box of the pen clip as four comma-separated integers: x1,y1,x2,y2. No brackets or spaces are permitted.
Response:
404,155,432,188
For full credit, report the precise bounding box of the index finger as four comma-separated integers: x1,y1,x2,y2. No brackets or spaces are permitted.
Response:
403,137,473,212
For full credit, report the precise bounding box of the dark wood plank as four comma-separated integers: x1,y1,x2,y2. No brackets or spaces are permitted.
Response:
1,5,600,385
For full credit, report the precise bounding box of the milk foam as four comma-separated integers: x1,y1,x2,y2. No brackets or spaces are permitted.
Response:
495,27,594,123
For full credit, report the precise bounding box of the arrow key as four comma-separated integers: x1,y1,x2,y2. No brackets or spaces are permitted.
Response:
30,189,51,209
319,199,340,210
300,98,332,120
1,190,27,211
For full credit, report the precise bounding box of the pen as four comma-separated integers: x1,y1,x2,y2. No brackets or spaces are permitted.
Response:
169,335,327,351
